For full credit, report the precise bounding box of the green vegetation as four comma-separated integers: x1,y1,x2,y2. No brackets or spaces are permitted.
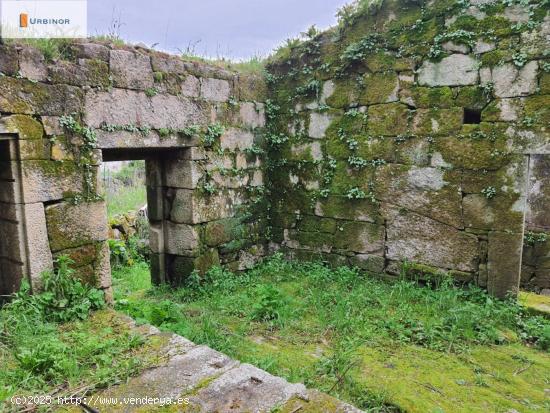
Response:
0,257,157,405
106,185,146,218
5,38,75,62
202,123,225,146
113,255,550,412
103,161,147,218
180,53,266,74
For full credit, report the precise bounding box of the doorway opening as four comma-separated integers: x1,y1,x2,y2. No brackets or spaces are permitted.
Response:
101,148,161,290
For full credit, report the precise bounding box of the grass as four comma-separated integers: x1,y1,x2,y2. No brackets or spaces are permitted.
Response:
112,254,550,412
4,38,75,62
0,257,161,409
106,185,146,218
103,161,147,219
180,53,266,74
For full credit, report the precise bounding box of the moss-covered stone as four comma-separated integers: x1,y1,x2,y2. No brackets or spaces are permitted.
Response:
168,249,220,283
45,200,107,252
0,77,83,115
394,137,430,166
327,161,373,193
401,86,454,109
455,86,490,110
523,95,550,127
315,195,382,223
20,159,83,203
412,108,463,136
480,49,509,67
364,52,397,72
236,73,268,102
325,78,361,108
18,139,50,160
1,114,44,139
367,103,409,136
358,72,399,105
333,220,384,254
278,391,349,413
402,261,447,282
298,215,337,233
349,253,385,273
356,135,396,162
518,291,550,318
53,243,101,268
48,59,110,88
204,218,242,247
434,133,511,171
540,72,550,95
291,229,334,249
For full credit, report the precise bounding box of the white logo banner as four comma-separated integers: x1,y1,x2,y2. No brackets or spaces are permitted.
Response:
1,1,87,38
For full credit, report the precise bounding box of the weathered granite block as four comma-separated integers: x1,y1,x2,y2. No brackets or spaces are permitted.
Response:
375,164,463,229
23,202,53,288
169,188,244,224
151,55,186,74
181,74,200,97
18,47,47,82
200,77,231,102
149,223,164,254
239,102,266,129
418,54,479,86
334,221,385,254
0,77,83,115
109,50,154,90
150,253,166,285
45,201,108,252
349,253,385,273
0,45,20,75
164,221,200,255
386,209,478,272
147,186,164,222
219,128,255,151
85,89,207,129
488,231,522,298
20,160,82,203
165,159,203,189
308,112,334,139
486,61,538,98
48,59,110,88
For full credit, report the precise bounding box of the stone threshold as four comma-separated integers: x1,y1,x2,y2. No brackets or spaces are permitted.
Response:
58,311,363,413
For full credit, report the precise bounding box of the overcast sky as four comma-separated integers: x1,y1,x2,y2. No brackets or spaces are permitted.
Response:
88,0,350,60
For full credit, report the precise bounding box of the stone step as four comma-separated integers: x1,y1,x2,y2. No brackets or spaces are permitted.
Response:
58,313,363,413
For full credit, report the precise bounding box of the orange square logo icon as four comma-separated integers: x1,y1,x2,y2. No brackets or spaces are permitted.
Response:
20,13,28,28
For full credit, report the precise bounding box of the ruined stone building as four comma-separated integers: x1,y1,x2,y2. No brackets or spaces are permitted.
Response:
0,0,548,300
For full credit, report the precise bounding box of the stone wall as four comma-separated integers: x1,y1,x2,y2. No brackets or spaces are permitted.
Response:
0,41,267,299
264,0,549,297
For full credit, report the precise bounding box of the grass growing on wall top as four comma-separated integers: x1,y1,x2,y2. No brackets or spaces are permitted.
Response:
112,254,550,412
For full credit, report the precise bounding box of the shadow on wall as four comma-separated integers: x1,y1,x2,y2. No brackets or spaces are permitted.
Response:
522,155,550,293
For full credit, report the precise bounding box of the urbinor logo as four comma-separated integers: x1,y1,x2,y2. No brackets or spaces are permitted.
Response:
18,12,71,28
19,13,28,28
